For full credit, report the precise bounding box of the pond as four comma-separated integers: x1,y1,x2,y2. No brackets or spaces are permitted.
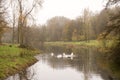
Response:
5,46,113,80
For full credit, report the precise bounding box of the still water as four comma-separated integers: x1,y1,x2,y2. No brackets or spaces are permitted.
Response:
6,46,112,80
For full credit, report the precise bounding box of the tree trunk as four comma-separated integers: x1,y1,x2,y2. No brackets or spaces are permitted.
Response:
12,20,15,44
0,34,2,44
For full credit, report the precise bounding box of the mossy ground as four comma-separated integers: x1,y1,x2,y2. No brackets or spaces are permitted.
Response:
0,44,40,79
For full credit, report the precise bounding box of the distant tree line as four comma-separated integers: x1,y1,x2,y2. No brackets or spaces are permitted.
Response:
2,8,118,43
24,9,110,42
1,0,120,48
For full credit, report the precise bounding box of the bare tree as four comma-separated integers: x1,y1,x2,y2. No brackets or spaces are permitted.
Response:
102,0,120,38
106,0,120,7
10,0,43,47
0,0,7,44
10,2,16,44
83,8,92,42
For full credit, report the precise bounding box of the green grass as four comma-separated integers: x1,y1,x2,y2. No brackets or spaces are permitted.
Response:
0,45,20,57
0,44,40,79
45,40,101,47
45,40,114,48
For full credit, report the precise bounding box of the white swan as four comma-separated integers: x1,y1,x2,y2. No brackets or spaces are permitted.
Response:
57,54,62,58
51,53,54,56
63,52,75,58
55,52,75,59
63,53,68,58
71,52,74,56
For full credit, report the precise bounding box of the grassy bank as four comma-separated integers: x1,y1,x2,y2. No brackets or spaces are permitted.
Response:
45,40,114,48
0,44,40,79
45,40,115,54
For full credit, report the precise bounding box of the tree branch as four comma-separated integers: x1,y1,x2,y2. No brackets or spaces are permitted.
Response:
23,4,36,25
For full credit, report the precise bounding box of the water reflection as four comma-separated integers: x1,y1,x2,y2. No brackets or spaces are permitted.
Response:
5,47,112,80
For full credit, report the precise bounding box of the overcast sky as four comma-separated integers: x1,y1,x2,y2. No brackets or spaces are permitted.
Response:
34,0,106,25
